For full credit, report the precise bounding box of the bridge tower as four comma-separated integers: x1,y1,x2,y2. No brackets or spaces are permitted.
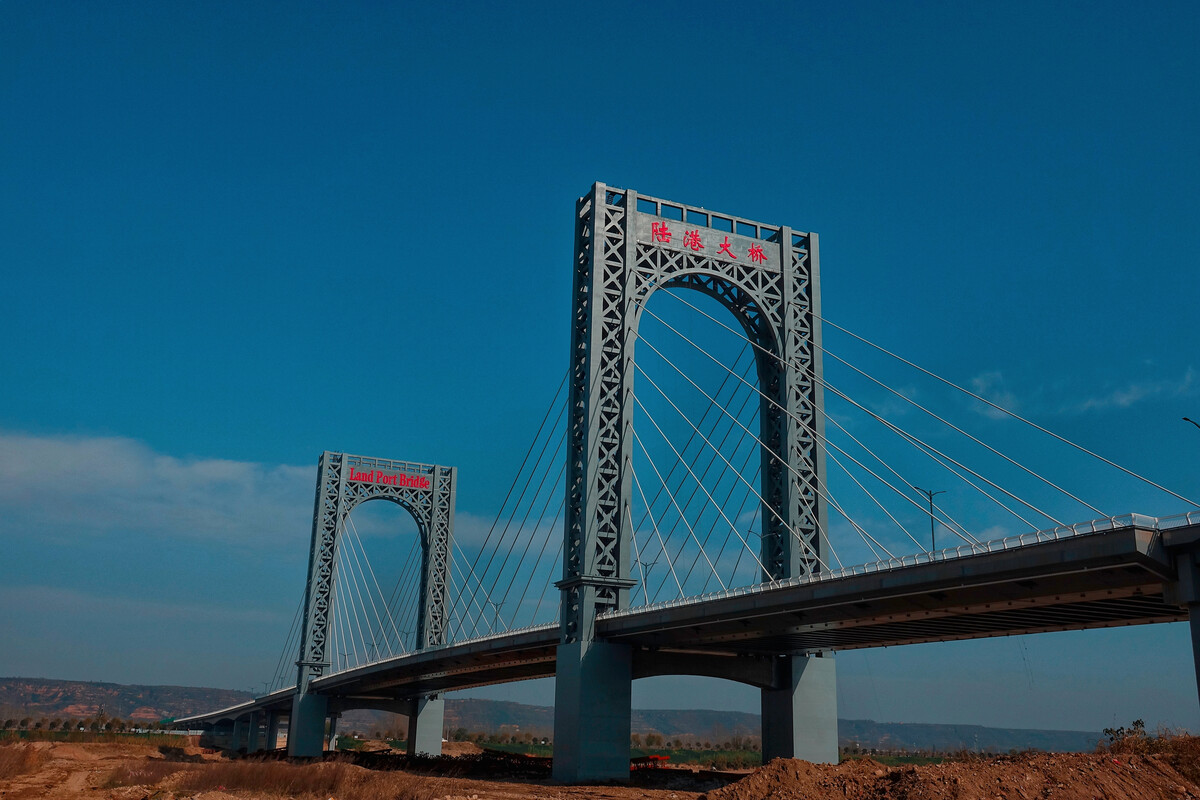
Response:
554,183,834,781
288,451,456,757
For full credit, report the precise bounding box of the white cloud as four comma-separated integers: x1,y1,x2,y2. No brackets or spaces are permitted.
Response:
0,584,280,625
0,431,312,546
969,371,1019,420
1069,367,1197,413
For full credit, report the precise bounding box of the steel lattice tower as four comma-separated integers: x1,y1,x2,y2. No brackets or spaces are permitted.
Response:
289,451,455,757
554,182,833,781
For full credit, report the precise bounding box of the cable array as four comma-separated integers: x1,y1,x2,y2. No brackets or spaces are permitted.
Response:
261,281,1198,686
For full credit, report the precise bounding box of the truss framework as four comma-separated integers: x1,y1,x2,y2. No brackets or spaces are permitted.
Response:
559,182,827,643
295,451,455,694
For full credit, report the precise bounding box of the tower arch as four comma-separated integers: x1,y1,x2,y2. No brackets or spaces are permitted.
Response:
289,451,455,757
554,183,831,780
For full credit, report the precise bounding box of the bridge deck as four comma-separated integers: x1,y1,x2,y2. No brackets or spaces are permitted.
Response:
178,521,1195,725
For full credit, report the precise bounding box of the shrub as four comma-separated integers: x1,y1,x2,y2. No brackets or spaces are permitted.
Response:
1098,721,1200,782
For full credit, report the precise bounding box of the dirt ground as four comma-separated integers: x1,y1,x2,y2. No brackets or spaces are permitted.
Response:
2,740,1199,800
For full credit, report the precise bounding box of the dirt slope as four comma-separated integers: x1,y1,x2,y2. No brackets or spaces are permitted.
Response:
702,752,1199,800
4,741,1199,800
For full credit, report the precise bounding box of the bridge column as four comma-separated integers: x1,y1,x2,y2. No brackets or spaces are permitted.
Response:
288,686,329,756
553,639,632,782
230,716,249,753
406,694,444,756
246,711,262,753
762,653,838,764
1171,550,1200,708
198,721,217,749
327,712,340,752
266,712,282,750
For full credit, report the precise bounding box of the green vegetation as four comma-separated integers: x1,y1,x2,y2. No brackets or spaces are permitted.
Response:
631,746,760,770
479,740,554,758
0,729,186,746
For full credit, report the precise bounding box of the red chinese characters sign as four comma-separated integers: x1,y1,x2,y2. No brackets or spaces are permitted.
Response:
636,215,779,269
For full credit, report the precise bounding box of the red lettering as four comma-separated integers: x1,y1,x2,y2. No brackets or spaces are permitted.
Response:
651,222,672,243
718,236,736,259
748,244,766,263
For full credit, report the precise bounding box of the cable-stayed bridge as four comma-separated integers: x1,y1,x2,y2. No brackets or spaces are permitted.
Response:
178,184,1200,782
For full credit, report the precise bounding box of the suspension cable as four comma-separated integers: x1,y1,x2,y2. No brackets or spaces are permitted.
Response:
818,343,1108,518
814,311,1198,507
629,454,687,597
631,390,771,583
651,292,1059,535
638,357,763,597
450,369,570,634
344,515,407,658
632,334,837,573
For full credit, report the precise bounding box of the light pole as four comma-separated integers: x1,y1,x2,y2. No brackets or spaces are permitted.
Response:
913,486,945,552
1185,417,1200,432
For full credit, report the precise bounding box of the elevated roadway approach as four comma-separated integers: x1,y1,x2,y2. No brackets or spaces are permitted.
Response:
179,514,1200,741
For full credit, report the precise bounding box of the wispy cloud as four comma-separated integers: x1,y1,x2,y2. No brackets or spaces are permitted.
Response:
0,431,312,546
964,367,1197,420
969,371,1019,420
1068,367,1197,413
0,584,280,625
0,430,525,556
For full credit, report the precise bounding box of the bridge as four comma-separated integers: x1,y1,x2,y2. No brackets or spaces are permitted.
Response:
178,183,1200,782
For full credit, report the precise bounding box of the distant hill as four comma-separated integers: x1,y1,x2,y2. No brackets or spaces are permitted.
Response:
0,678,1102,753
838,719,1101,754
0,677,252,722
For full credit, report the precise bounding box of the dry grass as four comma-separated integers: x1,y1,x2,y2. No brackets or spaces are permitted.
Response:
1098,725,1200,783
0,741,48,780
168,758,445,800
103,759,191,788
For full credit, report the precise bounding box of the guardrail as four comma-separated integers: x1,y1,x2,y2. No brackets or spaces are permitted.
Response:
598,513,1187,621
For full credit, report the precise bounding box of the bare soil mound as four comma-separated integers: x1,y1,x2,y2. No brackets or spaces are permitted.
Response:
702,752,1200,800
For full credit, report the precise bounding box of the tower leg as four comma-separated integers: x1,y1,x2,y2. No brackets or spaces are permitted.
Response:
266,712,281,750
287,691,328,756
230,716,248,753
761,654,838,764
406,695,444,755
327,712,340,752
246,711,262,752
1188,605,1200,710
552,640,632,782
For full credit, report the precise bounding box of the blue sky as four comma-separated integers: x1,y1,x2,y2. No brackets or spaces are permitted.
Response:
2,1,1199,733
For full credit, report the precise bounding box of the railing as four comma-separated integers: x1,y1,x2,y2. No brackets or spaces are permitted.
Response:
313,513,1200,669
598,513,1185,621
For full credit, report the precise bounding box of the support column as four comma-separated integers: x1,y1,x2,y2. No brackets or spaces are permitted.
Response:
230,717,248,753
1174,551,1200,708
762,654,838,764
198,722,216,749
553,639,632,782
327,712,340,752
266,712,282,751
246,711,262,753
406,694,444,755
288,690,328,756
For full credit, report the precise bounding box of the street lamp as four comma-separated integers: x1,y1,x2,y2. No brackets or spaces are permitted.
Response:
1184,417,1200,432
913,486,945,552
